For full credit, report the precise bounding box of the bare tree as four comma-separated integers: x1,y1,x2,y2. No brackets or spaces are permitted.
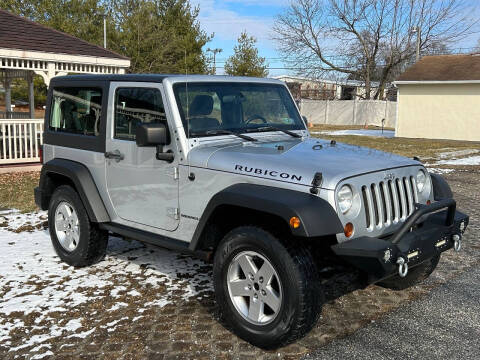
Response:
274,0,478,99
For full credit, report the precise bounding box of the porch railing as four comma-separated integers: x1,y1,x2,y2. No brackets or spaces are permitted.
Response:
0,119,44,164
0,111,32,119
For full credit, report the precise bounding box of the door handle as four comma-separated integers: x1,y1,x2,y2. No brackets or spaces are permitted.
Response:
105,150,124,162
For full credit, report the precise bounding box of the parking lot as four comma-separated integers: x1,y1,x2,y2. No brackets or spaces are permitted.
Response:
0,167,478,360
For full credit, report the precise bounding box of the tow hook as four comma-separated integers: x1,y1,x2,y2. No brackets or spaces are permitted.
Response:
453,234,462,252
396,257,409,278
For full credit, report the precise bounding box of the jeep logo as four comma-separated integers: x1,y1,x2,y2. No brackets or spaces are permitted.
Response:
235,165,302,182
384,173,396,181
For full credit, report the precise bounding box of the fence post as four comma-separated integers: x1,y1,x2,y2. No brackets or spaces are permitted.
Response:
325,100,329,124
353,98,357,125
385,100,388,127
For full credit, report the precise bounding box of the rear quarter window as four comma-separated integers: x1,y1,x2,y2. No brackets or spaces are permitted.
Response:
49,87,103,136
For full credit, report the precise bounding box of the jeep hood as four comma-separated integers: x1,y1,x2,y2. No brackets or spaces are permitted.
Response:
188,137,421,190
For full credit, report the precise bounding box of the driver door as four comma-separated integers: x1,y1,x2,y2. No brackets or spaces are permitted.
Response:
105,82,179,231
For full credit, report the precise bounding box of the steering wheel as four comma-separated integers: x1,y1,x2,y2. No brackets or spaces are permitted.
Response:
245,114,268,125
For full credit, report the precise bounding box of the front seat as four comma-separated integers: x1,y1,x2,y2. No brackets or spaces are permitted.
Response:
187,95,220,132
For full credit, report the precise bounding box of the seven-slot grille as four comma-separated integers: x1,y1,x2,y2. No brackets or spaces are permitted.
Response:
361,176,419,231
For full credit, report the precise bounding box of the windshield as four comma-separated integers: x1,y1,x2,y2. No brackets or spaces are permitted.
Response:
173,82,305,137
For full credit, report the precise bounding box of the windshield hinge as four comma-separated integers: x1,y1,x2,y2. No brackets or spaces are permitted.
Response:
167,207,180,220
166,167,179,180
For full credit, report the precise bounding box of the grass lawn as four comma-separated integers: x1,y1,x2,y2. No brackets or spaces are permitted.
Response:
0,171,39,212
310,125,480,160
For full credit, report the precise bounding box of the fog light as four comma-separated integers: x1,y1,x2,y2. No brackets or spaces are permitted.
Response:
344,223,354,238
435,239,447,248
289,216,301,229
383,249,392,263
407,250,419,259
460,221,467,233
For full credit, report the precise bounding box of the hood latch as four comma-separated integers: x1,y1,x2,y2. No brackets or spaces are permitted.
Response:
310,172,323,195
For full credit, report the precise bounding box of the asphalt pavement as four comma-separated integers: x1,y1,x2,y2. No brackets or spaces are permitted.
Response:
305,265,480,360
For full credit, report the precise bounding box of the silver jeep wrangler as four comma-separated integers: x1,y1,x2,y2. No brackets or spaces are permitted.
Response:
35,74,469,348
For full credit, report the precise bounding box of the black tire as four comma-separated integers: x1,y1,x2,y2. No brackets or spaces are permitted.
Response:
213,226,323,349
48,185,108,267
377,255,441,291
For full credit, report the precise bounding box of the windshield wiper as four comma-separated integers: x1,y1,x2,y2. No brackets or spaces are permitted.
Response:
245,126,302,138
203,129,257,142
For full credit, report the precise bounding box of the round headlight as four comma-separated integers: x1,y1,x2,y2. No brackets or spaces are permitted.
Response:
416,170,427,193
337,185,353,214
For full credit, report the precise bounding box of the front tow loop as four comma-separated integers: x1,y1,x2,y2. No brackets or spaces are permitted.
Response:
453,234,462,252
396,257,409,278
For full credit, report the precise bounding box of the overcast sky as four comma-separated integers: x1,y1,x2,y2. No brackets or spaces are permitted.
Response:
191,0,480,77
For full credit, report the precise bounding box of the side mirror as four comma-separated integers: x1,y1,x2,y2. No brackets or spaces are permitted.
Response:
136,123,174,162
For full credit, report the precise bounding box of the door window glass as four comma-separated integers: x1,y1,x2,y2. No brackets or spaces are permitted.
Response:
114,87,167,141
49,87,102,136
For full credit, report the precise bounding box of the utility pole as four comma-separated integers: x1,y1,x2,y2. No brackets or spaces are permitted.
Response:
103,15,107,49
411,27,421,62
207,48,222,74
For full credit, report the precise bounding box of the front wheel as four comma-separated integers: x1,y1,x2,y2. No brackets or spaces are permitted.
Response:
213,226,323,349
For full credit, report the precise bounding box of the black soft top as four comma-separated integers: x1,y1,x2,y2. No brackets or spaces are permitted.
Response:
51,74,178,84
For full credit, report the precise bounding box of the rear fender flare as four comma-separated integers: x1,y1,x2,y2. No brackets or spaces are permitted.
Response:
38,159,110,223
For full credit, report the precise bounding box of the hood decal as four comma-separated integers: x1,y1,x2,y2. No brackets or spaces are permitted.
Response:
234,164,302,182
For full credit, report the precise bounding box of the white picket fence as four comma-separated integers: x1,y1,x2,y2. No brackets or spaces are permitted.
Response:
0,119,44,164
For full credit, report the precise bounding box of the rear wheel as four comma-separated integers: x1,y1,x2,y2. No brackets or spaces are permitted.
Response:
377,255,441,291
213,226,323,349
48,185,108,267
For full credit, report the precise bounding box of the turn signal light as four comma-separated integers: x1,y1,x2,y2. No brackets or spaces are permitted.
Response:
289,216,301,229
344,222,354,238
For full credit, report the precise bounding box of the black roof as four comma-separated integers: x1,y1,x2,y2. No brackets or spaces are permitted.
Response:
52,74,176,83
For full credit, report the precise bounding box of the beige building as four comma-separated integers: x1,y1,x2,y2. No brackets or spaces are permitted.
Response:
395,54,480,142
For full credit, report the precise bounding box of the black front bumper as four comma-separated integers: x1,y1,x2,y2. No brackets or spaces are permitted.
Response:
331,199,469,283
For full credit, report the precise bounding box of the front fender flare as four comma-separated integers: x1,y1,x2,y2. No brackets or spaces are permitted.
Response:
190,183,343,250
430,173,453,200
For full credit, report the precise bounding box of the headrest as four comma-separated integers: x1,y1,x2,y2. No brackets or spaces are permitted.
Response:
189,95,213,116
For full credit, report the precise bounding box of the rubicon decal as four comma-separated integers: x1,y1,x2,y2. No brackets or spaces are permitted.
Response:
235,165,302,182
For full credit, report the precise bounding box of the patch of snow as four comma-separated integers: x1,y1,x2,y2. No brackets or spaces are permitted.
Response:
312,129,395,138
427,168,455,174
64,319,82,332
0,209,213,355
108,302,129,312
67,327,96,339
128,289,141,297
436,156,480,166
111,286,127,298
438,149,480,159
0,210,47,232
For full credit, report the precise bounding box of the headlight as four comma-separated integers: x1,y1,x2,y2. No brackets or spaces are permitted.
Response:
416,170,427,193
337,185,353,214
